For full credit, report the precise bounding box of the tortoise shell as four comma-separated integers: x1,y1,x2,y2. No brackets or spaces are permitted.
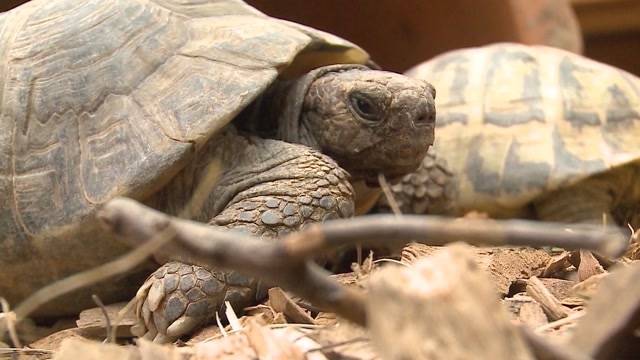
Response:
407,43,640,217
0,0,368,312
0,0,368,239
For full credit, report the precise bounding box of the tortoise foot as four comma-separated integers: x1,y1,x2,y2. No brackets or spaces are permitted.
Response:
131,262,244,343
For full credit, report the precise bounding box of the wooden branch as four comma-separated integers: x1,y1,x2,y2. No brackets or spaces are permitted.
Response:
101,198,627,263
98,197,367,325
97,197,627,327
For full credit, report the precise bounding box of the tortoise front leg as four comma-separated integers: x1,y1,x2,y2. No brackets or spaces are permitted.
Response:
376,148,455,215
132,135,354,343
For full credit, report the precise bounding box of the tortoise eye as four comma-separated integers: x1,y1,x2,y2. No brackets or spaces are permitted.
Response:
349,92,383,122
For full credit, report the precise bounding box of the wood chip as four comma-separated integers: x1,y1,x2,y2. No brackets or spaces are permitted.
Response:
577,250,606,282
542,252,572,277
268,288,315,325
569,272,609,301
526,276,572,321
518,302,549,328
536,278,577,303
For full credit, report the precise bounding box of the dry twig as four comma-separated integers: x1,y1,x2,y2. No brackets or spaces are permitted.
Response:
98,197,627,327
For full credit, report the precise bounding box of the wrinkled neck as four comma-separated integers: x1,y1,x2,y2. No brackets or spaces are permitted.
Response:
239,77,321,149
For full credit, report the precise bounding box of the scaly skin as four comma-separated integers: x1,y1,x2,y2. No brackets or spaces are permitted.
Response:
377,148,455,215
133,132,354,342
131,66,436,342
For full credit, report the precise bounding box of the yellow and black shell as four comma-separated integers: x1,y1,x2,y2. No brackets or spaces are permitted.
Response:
407,43,640,217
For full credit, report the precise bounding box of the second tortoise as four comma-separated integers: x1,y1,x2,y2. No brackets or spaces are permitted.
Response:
385,43,640,225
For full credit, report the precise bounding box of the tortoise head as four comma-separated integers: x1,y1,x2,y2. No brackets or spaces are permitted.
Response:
280,65,436,183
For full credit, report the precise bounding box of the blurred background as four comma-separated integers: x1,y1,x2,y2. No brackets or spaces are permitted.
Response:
1,0,638,75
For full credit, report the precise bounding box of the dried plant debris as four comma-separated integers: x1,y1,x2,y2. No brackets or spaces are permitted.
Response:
370,244,534,360
570,262,640,360
401,243,551,295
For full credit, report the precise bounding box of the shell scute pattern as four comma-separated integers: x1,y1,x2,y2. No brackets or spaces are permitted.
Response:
408,43,640,216
0,0,368,313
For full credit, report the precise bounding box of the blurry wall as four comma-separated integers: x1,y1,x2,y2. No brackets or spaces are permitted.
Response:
572,0,640,77
1,0,638,76
248,0,530,72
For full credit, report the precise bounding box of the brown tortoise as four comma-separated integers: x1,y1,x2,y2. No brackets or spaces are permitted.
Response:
0,0,436,342
385,43,640,226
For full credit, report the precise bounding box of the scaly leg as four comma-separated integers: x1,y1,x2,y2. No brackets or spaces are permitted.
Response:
132,132,354,342
377,148,455,215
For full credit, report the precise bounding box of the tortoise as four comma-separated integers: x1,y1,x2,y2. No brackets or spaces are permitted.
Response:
0,0,436,342
384,43,640,226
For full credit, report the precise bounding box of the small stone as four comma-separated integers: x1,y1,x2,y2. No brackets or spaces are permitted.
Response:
335,169,348,180
186,287,206,302
299,205,314,218
284,215,302,227
265,198,280,208
310,190,323,199
165,293,187,323
261,210,283,225
415,186,427,198
164,273,180,293
179,274,197,292
320,166,332,172
316,179,330,187
319,195,336,210
298,195,313,205
238,210,258,222
283,203,298,216
327,174,339,185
